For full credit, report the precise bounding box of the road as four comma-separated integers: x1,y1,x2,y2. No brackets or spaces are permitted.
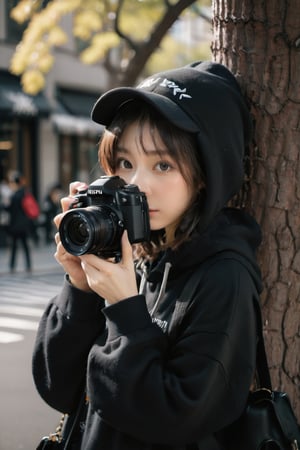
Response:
0,268,65,450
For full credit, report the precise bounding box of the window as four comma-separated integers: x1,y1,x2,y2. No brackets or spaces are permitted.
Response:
59,135,103,193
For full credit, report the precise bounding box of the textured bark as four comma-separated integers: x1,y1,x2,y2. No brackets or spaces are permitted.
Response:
212,0,300,418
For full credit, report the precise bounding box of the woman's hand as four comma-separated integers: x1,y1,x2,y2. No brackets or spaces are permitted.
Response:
53,181,92,292
79,232,138,304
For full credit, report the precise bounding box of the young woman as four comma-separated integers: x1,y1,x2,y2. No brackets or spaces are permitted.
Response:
33,61,262,450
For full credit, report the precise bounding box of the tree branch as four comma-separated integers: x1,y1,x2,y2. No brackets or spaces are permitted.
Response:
114,0,139,51
119,0,197,86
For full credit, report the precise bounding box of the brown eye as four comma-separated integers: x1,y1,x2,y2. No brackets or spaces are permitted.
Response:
118,159,132,169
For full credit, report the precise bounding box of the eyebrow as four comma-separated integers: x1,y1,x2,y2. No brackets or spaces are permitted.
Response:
115,145,170,156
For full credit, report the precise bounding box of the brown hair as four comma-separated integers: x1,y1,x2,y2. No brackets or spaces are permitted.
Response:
98,100,206,259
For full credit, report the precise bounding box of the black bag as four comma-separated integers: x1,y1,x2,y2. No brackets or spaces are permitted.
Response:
36,413,66,449
225,389,300,450
222,297,300,450
36,436,62,449
36,393,86,450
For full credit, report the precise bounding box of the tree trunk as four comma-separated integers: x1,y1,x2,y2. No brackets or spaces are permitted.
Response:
212,0,300,418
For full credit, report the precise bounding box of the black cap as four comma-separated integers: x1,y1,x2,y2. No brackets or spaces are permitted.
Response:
92,61,251,141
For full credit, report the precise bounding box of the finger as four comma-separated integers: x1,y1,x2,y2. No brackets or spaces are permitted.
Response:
60,196,73,213
54,231,60,245
54,240,68,263
53,212,64,228
69,181,88,196
120,231,133,265
59,181,89,214
80,254,103,271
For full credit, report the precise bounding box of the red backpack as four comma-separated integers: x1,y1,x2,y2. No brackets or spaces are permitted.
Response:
22,191,40,219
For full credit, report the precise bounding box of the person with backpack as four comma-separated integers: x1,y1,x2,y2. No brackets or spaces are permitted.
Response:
7,171,35,273
32,61,262,449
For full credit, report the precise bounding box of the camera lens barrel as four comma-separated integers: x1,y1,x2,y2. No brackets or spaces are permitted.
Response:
59,206,123,257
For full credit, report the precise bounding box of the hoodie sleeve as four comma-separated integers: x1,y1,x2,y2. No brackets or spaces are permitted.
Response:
32,276,106,413
86,259,257,445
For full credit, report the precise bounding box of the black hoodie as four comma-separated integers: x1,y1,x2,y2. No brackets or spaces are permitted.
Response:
32,208,262,450
33,62,262,450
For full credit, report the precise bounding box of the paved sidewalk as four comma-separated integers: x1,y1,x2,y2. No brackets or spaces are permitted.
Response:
0,241,62,275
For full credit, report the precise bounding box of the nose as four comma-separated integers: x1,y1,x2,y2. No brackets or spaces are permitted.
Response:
129,169,152,195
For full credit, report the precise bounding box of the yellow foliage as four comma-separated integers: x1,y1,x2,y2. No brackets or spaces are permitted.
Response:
34,41,50,57
91,32,120,48
78,0,105,12
10,52,28,76
73,24,92,41
80,32,120,64
10,0,41,24
73,9,102,40
74,10,102,31
22,69,45,95
146,34,211,75
10,0,79,83
80,46,106,64
10,0,210,95
119,3,164,39
49,0,82,15
47,26,68,46
38,54,54,73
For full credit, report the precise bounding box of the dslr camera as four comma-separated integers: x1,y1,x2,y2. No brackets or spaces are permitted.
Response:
59,176,150,259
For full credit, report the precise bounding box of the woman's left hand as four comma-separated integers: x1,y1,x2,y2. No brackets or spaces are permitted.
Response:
79,232,138,304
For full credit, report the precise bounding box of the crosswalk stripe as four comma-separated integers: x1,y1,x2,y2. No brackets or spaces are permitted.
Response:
0,317,39,331
0,305,44,317
0,331,24,343
0,272,63,344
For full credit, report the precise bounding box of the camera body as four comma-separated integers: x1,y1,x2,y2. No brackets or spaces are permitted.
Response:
59,176,150,258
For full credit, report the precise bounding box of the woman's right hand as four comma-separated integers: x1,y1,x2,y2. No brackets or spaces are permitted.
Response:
53,181,92,292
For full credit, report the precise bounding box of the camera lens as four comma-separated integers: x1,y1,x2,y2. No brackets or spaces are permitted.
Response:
68,218,89,246
59,206,123,257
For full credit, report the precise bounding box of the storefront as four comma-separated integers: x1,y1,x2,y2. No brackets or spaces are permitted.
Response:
0,70,50,194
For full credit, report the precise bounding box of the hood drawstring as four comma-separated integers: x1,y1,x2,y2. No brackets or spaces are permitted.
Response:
149,262,172,317
138,262,148,296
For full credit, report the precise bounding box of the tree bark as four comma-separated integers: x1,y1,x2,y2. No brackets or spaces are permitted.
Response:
212,0,300,418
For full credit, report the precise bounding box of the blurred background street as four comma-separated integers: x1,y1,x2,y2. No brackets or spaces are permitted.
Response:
0,242,65,450
0,241,59,275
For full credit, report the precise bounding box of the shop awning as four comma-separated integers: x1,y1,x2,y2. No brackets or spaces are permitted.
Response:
0,70,51,118
51,113,103,137
56,87,100,117
52,87,103,136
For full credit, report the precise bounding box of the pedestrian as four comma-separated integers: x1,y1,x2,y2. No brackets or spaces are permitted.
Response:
33,61,262,450
42,183,62,244
0,177,12,246
6,171,32,273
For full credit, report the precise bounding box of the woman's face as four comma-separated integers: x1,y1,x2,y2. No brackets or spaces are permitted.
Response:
113,121,194,232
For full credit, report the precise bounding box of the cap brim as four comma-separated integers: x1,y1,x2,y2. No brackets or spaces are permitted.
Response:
91,87,199,133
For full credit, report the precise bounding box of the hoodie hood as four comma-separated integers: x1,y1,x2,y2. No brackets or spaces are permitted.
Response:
91,61,252,234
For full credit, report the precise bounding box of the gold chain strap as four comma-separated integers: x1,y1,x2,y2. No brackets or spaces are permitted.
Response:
47,414,67,442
